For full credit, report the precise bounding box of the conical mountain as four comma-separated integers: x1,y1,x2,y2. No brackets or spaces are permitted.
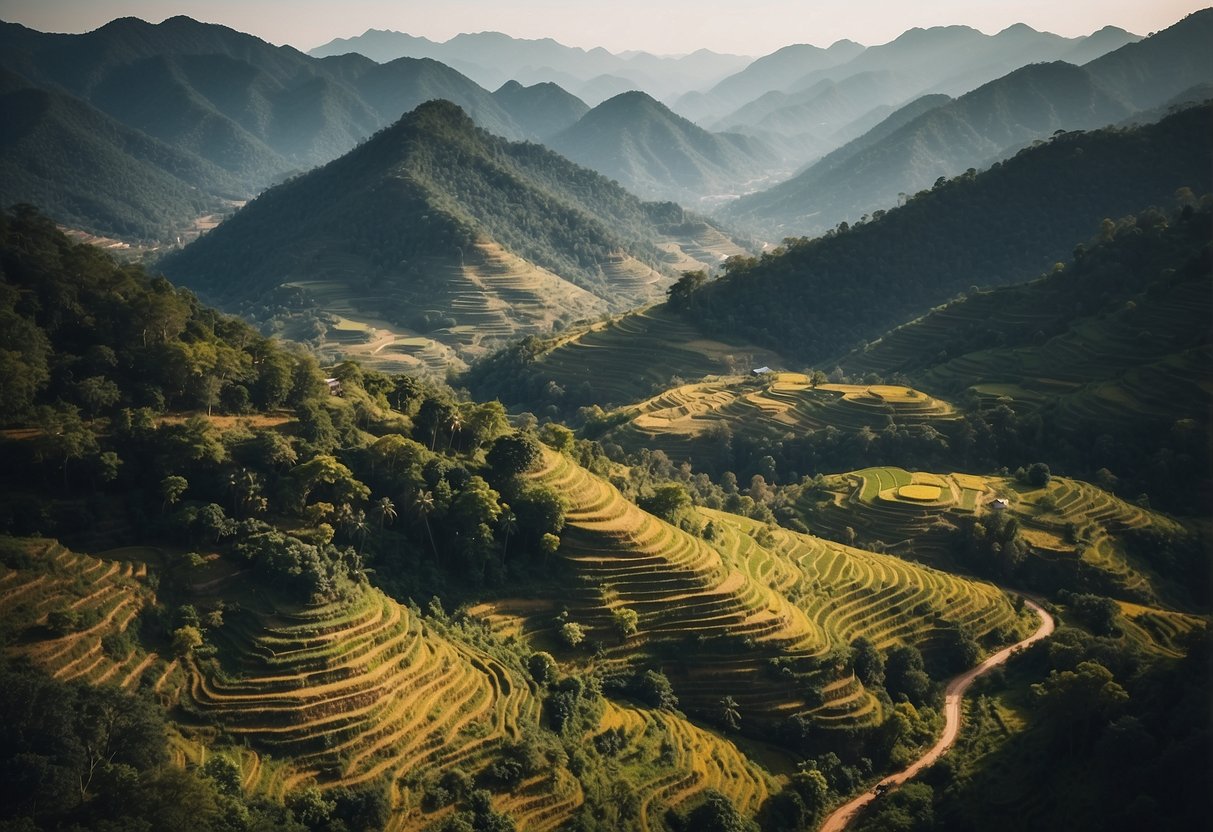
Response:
160,100,740,372
548,90,776,205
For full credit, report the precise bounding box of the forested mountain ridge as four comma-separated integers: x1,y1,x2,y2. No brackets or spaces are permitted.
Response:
0,68,242,241
720,10,1211,237
159,100,744,372
0,15,546,240
841,199,1213,513
683,102,1211,365
548,90,778,205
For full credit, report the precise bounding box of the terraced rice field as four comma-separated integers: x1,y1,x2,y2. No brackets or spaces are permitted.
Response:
527,306,786,408
0,539,156,689
803,466,1189,605
654,221,751,272
287,241,610,373
512,450,1021,732
803,467,991,560
608,375,959,464
705,511,1022,662
184,585,546,822
1012,477,1187,604
587,701,775,832
1114,601,1207,658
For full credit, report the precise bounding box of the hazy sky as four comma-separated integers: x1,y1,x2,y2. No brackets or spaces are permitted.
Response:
0,0,1205,55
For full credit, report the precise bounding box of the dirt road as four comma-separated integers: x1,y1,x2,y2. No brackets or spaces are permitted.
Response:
818,598,1055,832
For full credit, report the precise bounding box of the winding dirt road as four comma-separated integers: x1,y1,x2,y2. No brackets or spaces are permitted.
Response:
819,598,1055,832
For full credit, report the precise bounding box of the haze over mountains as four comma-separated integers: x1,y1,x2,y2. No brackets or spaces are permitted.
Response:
2,9,1207,245
309,29,752,104
723,9,1213,236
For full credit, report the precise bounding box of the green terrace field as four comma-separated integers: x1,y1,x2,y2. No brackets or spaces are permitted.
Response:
797,467,1191,606
512,305,788,409
172,541,797,832
604,373,960,463
477,449,1025,734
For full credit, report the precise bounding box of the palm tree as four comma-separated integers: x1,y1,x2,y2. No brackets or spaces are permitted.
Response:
447,411,463,450
498,509,518,565
375,496,397,529
412,490,439,560
351,509,370,553
719,696,741,732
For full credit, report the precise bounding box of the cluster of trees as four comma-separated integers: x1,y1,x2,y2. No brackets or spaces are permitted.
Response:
0,662,390,832
0,205,330,428
855,624,1212,831
0,210,572,605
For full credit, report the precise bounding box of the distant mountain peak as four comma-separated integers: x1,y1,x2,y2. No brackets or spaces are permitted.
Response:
996,22,1041,35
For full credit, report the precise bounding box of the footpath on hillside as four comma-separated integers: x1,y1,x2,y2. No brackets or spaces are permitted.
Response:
819,597,1056,832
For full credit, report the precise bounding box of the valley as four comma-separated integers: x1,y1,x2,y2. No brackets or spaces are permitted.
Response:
0,5,1210,832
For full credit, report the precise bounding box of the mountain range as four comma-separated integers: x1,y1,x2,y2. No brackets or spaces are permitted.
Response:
0,15,545,236
308,29,752,103
721,9,1213,237
673,23,1139,131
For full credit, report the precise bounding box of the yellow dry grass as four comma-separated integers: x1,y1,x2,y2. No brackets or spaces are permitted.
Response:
898,484,944,501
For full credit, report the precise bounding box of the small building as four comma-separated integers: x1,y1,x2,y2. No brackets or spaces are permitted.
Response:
325,377,342,396
990,498,1009,510
752,366,772,375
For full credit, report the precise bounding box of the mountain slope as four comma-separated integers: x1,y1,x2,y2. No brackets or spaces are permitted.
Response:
674,40,865,122
160,101,741,371
1085,8,1213,109
548,91,775,205
0,69,240,240
839,200,1213,514
722,60,1134,236
491,79,588,140
688,103,1211,366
